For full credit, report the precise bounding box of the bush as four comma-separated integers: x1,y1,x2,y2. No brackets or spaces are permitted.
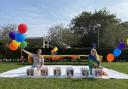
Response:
0,47,128,62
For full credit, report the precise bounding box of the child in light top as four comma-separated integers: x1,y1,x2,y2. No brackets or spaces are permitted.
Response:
22,49,44,69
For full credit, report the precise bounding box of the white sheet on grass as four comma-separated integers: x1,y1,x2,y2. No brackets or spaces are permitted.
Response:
0,65,128,79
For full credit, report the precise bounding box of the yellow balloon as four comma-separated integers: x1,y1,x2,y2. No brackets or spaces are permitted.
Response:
12,40,21,46
54,47,58,51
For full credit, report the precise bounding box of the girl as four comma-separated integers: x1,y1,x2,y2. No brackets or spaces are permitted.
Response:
88,49,100,75
22,49,44,69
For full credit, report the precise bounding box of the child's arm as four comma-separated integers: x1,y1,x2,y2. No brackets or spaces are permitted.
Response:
88,61,99,67
41,56,44,66
39,56,44,68
21,49,32,55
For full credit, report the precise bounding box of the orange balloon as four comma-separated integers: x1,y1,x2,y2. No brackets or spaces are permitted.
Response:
107,53,114,62
8,42,19,51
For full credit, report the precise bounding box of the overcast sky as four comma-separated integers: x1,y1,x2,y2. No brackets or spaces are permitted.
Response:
0,0,128,37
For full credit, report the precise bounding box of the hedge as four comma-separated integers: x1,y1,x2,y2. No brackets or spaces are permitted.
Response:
0,47,128,62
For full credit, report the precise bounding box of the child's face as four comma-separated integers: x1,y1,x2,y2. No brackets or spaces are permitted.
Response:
91,50,96,56
37,49,42,55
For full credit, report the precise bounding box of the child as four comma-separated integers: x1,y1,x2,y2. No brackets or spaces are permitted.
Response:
88,49,100,75
22,49,44,69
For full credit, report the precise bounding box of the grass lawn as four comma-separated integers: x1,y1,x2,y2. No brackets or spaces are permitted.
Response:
102,62,128,74
0,62,128,89
0,62,25,73
0,78,128,89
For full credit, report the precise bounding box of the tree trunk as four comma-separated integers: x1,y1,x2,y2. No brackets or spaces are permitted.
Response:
4,45,7,59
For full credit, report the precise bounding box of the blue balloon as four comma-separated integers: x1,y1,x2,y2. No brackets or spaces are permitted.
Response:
15,33,26,42
113,48,121,57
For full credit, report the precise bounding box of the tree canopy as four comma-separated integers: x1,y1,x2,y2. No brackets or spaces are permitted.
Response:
47,24,80,48
0,24,16,45
70,9,128,48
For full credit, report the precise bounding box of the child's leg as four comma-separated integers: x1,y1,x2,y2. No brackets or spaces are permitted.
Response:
89,66,93,75
97,61,100,67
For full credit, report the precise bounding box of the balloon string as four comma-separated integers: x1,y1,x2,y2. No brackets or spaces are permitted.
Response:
21,50,23,56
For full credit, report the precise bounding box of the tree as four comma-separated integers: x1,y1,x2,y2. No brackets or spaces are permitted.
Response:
70,9,122,48
48,24,80,48
0,24,16,45
0,24,16,58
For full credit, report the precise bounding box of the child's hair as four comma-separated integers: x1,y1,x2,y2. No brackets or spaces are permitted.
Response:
90,49,99,61
37,49,42,52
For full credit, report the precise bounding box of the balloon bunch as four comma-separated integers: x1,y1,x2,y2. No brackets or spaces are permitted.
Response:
51,47,58,55
8,24,28,51
107,41,126,62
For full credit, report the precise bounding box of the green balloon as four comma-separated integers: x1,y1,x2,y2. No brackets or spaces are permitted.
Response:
20,41,27,48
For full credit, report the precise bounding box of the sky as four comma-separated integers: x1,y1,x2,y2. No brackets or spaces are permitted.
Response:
0,0,128,37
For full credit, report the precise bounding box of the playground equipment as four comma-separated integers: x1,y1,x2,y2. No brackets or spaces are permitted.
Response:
92,67,108,77
54,67,61,77
80,68,89,77
26,65,107,78
66,67,74,77
41,67,48,77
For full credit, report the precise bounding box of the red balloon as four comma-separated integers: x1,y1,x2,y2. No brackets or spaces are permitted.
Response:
18,24,27,34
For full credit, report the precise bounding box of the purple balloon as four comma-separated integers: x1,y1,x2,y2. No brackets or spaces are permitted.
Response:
9,32,15,40
118,41,126,50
